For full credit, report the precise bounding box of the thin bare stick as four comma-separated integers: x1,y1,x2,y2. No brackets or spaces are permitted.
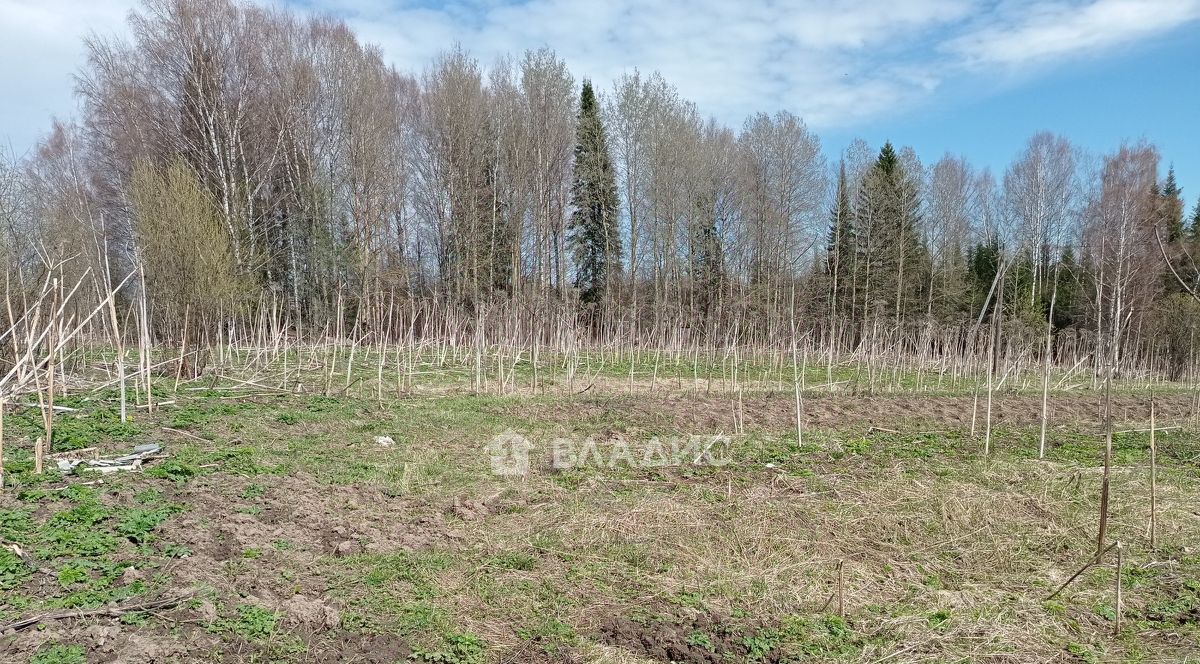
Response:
836,559,845,617
1114,542,1123,637
0,397,5,487
1149,395,1157,548
1,592,194,632
1047,541,1119,600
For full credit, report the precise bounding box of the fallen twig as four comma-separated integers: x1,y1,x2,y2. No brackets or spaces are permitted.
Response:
1047,541,1119,600
47,447,97,459
1,592,194,632
3,539,37,571
161,427,212,444
21,403,77,413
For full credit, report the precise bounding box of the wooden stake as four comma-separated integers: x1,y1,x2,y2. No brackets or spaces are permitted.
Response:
790,286,803,447
1047,541,1118,600
1149,396,1157,549
43,278,59,468
1039,261,1060,458
173,304,190,394
1114,542,1123,637
836,559,845,617
1097,342,1115,557
0,397,5,487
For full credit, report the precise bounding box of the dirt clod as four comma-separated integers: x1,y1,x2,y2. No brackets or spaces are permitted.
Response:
600,612,781,664
284,596,340,630
333,540,361,557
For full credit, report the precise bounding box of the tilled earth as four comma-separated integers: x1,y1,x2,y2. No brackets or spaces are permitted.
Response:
2,387,1198,663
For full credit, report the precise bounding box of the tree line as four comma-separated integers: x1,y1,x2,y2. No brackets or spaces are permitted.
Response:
2,0,1199,378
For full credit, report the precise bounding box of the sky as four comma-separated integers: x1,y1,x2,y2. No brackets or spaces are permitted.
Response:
1,0,1198,209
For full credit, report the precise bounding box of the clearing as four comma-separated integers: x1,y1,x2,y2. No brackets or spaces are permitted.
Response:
1,362,1198,663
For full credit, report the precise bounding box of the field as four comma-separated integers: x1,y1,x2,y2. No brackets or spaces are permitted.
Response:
1,348,1199,664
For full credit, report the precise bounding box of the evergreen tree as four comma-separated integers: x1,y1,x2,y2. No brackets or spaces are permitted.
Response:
1158,168,1191,295
692,219,726,319
968,237,1002,314
1051,247,1080,330
1161,166,1185,241
826,161,856,315
568,80,622,308
1190,196,1200,241
855,142,927,323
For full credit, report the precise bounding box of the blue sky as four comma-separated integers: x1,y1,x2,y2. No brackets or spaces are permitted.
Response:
824,23,1200,208
2,0,1198,210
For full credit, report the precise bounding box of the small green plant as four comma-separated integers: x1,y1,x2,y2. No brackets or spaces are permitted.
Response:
743,630,779,662
686,630,715,652
215,604,278,640
163,543,193,558
410,632,485,664
146,459,198,483
844,438,871,455
56,564,90,587
40,524,118,558
671,590,704,608
120,611,150,625
775,614,860,658
240,484,266,499
276,412,300,425
1065,642,1100,663
486,551,535,571
30,643,86,664
516,617,577,653
396,601,444,634
0,547,31,590
116,505,178,544
928,609,951,628
134,488,164,504
0,508,34,541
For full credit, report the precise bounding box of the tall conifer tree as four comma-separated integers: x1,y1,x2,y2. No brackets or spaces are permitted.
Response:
826,161,856,315
569,80,622,308
1162,166,1185,242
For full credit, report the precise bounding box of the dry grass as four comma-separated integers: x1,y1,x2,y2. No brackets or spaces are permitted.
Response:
447,449,1198,662
1,363,1198,663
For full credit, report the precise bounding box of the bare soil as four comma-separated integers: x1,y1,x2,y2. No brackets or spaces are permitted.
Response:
599,611,783,663
520,391,1194,433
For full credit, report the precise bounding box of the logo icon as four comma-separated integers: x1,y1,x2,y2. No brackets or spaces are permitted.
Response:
486,430,533,477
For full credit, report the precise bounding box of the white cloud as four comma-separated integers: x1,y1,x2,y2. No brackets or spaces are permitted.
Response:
328,0,977,127
947,0,1200,66
1,0,1197,155
0,0,130,155
315,0,1199,128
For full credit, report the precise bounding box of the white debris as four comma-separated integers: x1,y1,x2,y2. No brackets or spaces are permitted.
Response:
374,435,395,448
56,443,164,474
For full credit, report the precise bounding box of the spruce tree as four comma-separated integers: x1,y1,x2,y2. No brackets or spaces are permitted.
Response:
1190,196,1200,241
856,142,927,323
826,161,856,315
1157,168,1191,295
569,80,622,308
1162,166,1185,242
692,219,725,318
1051,247,1079,329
